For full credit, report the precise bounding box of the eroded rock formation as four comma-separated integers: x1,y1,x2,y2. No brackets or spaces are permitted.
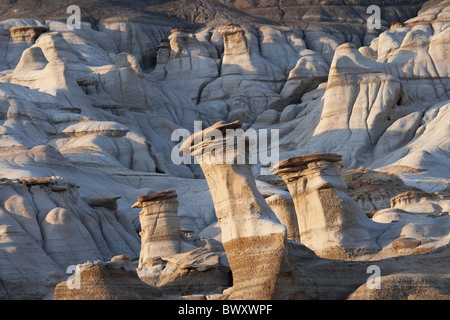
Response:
53,256,163,300
0,0,448,301
133,189,231,296
264,193,300,242
180,120,313,299
9,25,48,43
341,167,421,214
133,190,181,268
180,121,450,300
0,176,141,299
273,153,381,258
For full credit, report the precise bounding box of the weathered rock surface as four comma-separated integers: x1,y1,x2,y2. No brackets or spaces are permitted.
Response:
293,241,450,300
154,28,220,103
53,257,163,300
181,121,450,299
273,153,382,258
390,190,450,216
9,25,48,43
154,247,230,296
250,0,450,195
132,189,231,296
265,192,300,242
181,120,312,299
0,0,448,300
135,190,181,266
0,177,141,299
341,167,421,214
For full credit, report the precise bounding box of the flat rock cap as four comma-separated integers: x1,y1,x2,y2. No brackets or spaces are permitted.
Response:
273,153,342,173
219,24,245,35
19,177,54,185
9,25,49,33
137,190,177,203
180,120,242,155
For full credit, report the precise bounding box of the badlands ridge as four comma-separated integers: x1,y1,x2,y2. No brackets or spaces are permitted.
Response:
0,0,449,299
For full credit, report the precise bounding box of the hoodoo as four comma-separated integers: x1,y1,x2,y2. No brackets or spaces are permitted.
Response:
180,120,311,299
133,190,181,268
273,153,380,258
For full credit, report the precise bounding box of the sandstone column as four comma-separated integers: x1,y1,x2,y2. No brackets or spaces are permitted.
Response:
265,193,301,243
133,190,181,268
219,24,249,62
273,153,380,259
180,120,309,299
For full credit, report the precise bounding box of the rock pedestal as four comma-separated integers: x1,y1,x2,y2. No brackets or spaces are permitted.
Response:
273,153,380,258
53,257,163,300
219,24,248,60
180,121,310,299
133,190,181,268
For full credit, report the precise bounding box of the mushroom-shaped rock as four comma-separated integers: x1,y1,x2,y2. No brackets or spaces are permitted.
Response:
180,121,312,299
134,190,181,268
273,153,381,259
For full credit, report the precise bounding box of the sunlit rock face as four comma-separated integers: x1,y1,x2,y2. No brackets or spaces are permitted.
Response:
53,257,164,300
9,25,49,43
179,121,450,299
0,176,141,299
273,154,381,258
180,120,314,299
0,0,449,300
134,190,181,267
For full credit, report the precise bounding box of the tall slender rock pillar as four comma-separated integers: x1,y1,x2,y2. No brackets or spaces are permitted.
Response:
133,190,181,269
180,121,310,299
273,153,380,259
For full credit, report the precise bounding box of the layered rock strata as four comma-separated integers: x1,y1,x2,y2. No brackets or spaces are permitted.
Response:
389,189,450,216
341,167,421,214
0,176,141,299
53,256,163,300
0,0,447,301
152,247,231,296
265,193,300,242
273,153,380,258
180,120,312,299
160,29,220,102
9,25,49,43
179,121,450,299
198,24,286,123
133,190,181,268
